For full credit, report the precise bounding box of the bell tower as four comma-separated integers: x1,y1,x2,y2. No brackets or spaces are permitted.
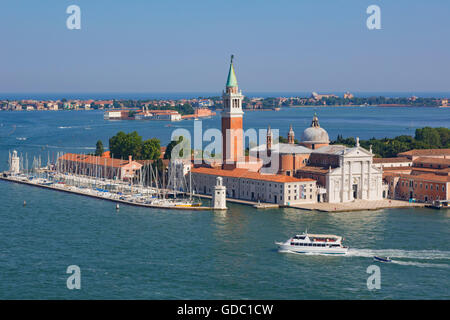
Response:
222,55,244,167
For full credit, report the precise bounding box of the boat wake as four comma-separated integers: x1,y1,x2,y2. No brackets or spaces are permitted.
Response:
347,248,450,268
389,260,450,269
347,248,450,260
279,248,450,268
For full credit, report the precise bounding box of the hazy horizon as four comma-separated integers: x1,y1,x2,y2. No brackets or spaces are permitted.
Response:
1,91,450,101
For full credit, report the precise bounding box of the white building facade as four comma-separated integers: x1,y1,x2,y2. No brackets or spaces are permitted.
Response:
321,146,384,203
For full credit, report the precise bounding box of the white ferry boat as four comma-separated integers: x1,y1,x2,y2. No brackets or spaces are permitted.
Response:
276,232,348,255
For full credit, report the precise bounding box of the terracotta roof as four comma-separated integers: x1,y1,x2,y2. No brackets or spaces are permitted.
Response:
382,166,413,171
373,157,411,163
136,159,170,166
398,149,450,156
296,166,330,174
191,167,315,183
416,167,450,173
59,153,141,168
386,172,450,183
414,157,450,167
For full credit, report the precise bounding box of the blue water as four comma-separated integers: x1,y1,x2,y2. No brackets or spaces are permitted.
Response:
0,107,449,299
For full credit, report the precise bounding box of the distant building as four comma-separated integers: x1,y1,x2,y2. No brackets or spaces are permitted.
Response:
343,92,354,99
196,99,214,107
135,110,182,121
311,92,338,100
104,110,130,120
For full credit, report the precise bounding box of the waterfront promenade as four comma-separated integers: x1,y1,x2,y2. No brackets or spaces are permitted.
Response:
290,199,425,212
192,192,424,212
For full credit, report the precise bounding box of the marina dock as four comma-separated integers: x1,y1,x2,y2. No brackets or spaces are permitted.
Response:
0,175,212,211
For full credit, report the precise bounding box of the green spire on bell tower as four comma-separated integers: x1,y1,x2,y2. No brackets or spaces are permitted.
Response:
226,55,238,88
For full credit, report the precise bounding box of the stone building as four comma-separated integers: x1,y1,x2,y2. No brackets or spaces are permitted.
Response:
384,157,450,203
190,167,317,206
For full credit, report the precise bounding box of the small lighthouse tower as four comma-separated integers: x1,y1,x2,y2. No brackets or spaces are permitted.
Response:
212,177,227,210
288,125,295,144
10,150,20,175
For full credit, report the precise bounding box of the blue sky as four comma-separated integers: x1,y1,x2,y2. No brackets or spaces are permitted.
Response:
0,0,449,94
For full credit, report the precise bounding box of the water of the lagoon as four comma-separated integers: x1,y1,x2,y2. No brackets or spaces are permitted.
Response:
0,107,449,299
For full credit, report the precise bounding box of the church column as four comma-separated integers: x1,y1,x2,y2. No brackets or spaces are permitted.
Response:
367,160,371,199
340,159,345,202
348,161,352,201
360,160,364,200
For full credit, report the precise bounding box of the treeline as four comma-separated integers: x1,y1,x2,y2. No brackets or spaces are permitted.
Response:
332,127,450,158
96,131,189,161
106,131,161,160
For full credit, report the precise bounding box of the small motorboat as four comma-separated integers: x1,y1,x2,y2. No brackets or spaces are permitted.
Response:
373,256,392,263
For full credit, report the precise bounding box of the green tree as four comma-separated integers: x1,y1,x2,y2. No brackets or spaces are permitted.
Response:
141,138,161,160
95,140,104,156
164,136,187,160
109,131,143,159
415,127,441,148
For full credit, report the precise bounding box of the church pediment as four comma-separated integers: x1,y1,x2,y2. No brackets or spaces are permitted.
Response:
343,146,373,158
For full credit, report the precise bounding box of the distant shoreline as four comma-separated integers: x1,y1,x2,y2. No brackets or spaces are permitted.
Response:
2,91,450,100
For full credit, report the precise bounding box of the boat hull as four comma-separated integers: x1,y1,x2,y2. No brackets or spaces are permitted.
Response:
277,243,348,255
373,256,391,263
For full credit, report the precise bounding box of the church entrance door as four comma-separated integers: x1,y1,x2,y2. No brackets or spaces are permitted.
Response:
352,184,358,199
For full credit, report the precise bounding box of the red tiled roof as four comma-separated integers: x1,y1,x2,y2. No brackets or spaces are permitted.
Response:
398,149,450,156
296,166,330,174
191,167,315,183
382,166,413,171
373,157,411,163
58,153,140,168
386,172,450,183
136,159,170,166
414,157,450,166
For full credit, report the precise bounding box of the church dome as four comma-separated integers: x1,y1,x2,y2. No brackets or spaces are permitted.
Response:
300,114,329,144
